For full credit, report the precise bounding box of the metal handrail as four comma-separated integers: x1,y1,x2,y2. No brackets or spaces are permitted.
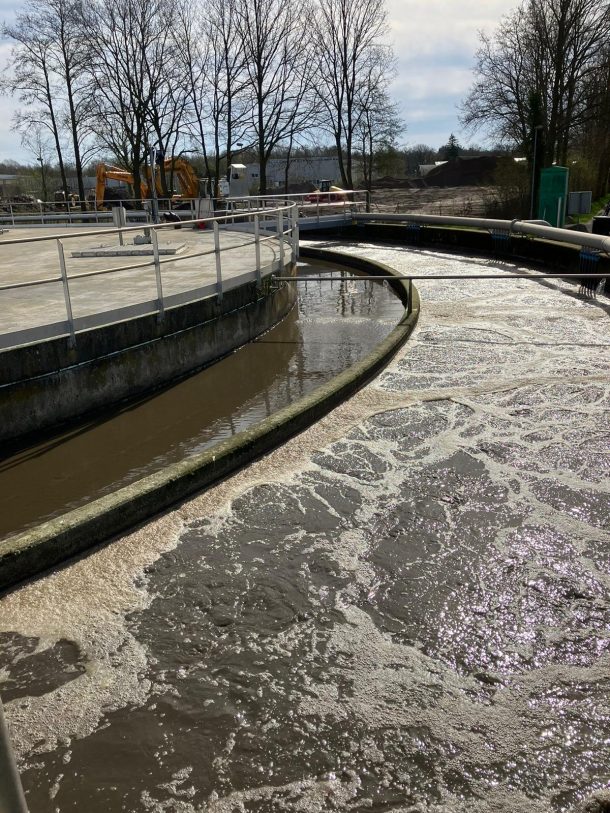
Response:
0,205,294,246
0,202,298,350
353,212,610,255
0,699,28,812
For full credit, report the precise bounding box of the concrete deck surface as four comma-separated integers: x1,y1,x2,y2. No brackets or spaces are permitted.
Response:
0,225,285,340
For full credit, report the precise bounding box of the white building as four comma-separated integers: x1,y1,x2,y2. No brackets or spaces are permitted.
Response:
246,156,341,189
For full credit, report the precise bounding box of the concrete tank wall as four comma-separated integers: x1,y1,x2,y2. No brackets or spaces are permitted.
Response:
0,261,297,443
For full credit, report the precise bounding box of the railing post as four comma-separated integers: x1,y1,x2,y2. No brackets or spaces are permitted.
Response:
277,210,285,270
151,228,165,321
254,213,262,284
407,278,413,316
57,239,76,348
366,190,371,213
213,220,223,302
9,203,14,226
0,700,28,813
290,204,299,260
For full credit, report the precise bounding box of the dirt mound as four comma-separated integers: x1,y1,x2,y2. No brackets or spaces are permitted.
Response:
425,156,499,187
371,176,420,190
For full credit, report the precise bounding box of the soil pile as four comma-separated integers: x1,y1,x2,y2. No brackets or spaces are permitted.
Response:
425,156,499,187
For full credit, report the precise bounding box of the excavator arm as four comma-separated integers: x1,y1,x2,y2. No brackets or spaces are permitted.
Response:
95,164,149,208
95,157,200,207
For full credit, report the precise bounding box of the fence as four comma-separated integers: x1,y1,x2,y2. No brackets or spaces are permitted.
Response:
0,203,298,351
0,197,204,227
0,190,370,228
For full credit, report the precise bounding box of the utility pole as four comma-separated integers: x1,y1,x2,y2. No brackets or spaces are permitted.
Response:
149,146,160,224
529,125,543,219
37,156,47,203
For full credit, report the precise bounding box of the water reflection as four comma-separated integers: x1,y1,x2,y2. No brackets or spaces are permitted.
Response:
0,262,403,537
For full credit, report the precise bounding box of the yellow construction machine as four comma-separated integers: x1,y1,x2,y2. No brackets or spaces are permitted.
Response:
95,158,202,208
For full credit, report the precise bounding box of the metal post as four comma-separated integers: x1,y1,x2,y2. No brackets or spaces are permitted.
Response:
0,700,28,813
254,213,262,284
529,125,542,220
290,204,299,260
151,228,164,321
277,210,285,270
57,239,76,348
213,220,223,302
366,190,371,213
407,278,413,315
149,146,159,225
9,203,14,226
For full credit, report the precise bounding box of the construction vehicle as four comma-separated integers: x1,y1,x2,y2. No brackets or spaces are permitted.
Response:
304,179,347,203
95,158,203,208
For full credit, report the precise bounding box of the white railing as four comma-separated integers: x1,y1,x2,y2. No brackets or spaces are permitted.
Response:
0,203,298,351
0,191,371,228
227,189,370,228
0,197,205,227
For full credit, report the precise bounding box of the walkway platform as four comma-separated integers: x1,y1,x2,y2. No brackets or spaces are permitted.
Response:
0,222,296,442
0,225,287,349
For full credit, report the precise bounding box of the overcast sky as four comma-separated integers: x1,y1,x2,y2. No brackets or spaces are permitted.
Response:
0,0,511,165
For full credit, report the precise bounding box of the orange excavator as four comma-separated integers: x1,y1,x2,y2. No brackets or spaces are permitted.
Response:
95,158,203,207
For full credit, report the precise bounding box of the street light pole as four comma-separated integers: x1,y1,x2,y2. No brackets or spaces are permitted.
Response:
37,156,47,204
529,125,543,220
149,146,159,224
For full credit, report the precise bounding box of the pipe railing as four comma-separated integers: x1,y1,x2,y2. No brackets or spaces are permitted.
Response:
353,212,610,256
227,189,371,223
0,197,217,226
0,203,297,351
0,699,28,812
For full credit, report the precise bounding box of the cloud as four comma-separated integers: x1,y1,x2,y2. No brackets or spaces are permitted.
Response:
385,0,514,146
0,0,513,162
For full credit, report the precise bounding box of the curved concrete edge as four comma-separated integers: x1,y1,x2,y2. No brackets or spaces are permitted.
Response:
0,248,420,593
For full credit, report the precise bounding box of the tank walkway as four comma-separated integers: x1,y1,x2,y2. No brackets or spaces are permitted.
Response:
0,226,288,350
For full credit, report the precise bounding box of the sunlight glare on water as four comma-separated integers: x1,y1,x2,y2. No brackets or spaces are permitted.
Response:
0,241,609,813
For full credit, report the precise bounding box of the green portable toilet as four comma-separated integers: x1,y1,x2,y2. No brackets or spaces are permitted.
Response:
537,166,569,226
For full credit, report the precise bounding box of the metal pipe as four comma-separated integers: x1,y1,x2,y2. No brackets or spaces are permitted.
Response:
0,700,29,813
274,273,609,281
0,203,297,246
56,239,76,348
254,214,261,283
352,213,610,255
151,229,164,321
213,221,223,302
529,125,542,220
277,211,285,269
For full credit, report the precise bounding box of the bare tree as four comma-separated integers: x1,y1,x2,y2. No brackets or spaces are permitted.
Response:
20,123,53,200
39,0,92,208
235,0,313,194
571,44,610,198
3,0,95,208
461,0,610,166
311,0,394,188
175,0,252,196
84,0,178,203
2,11,71,203
174,3,213,182
354,66,404,190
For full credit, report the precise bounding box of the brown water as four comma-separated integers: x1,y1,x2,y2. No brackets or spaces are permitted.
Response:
1,242,609,813
0,261,404,538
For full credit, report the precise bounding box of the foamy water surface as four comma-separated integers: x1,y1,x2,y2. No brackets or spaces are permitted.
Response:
1,241,609,813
